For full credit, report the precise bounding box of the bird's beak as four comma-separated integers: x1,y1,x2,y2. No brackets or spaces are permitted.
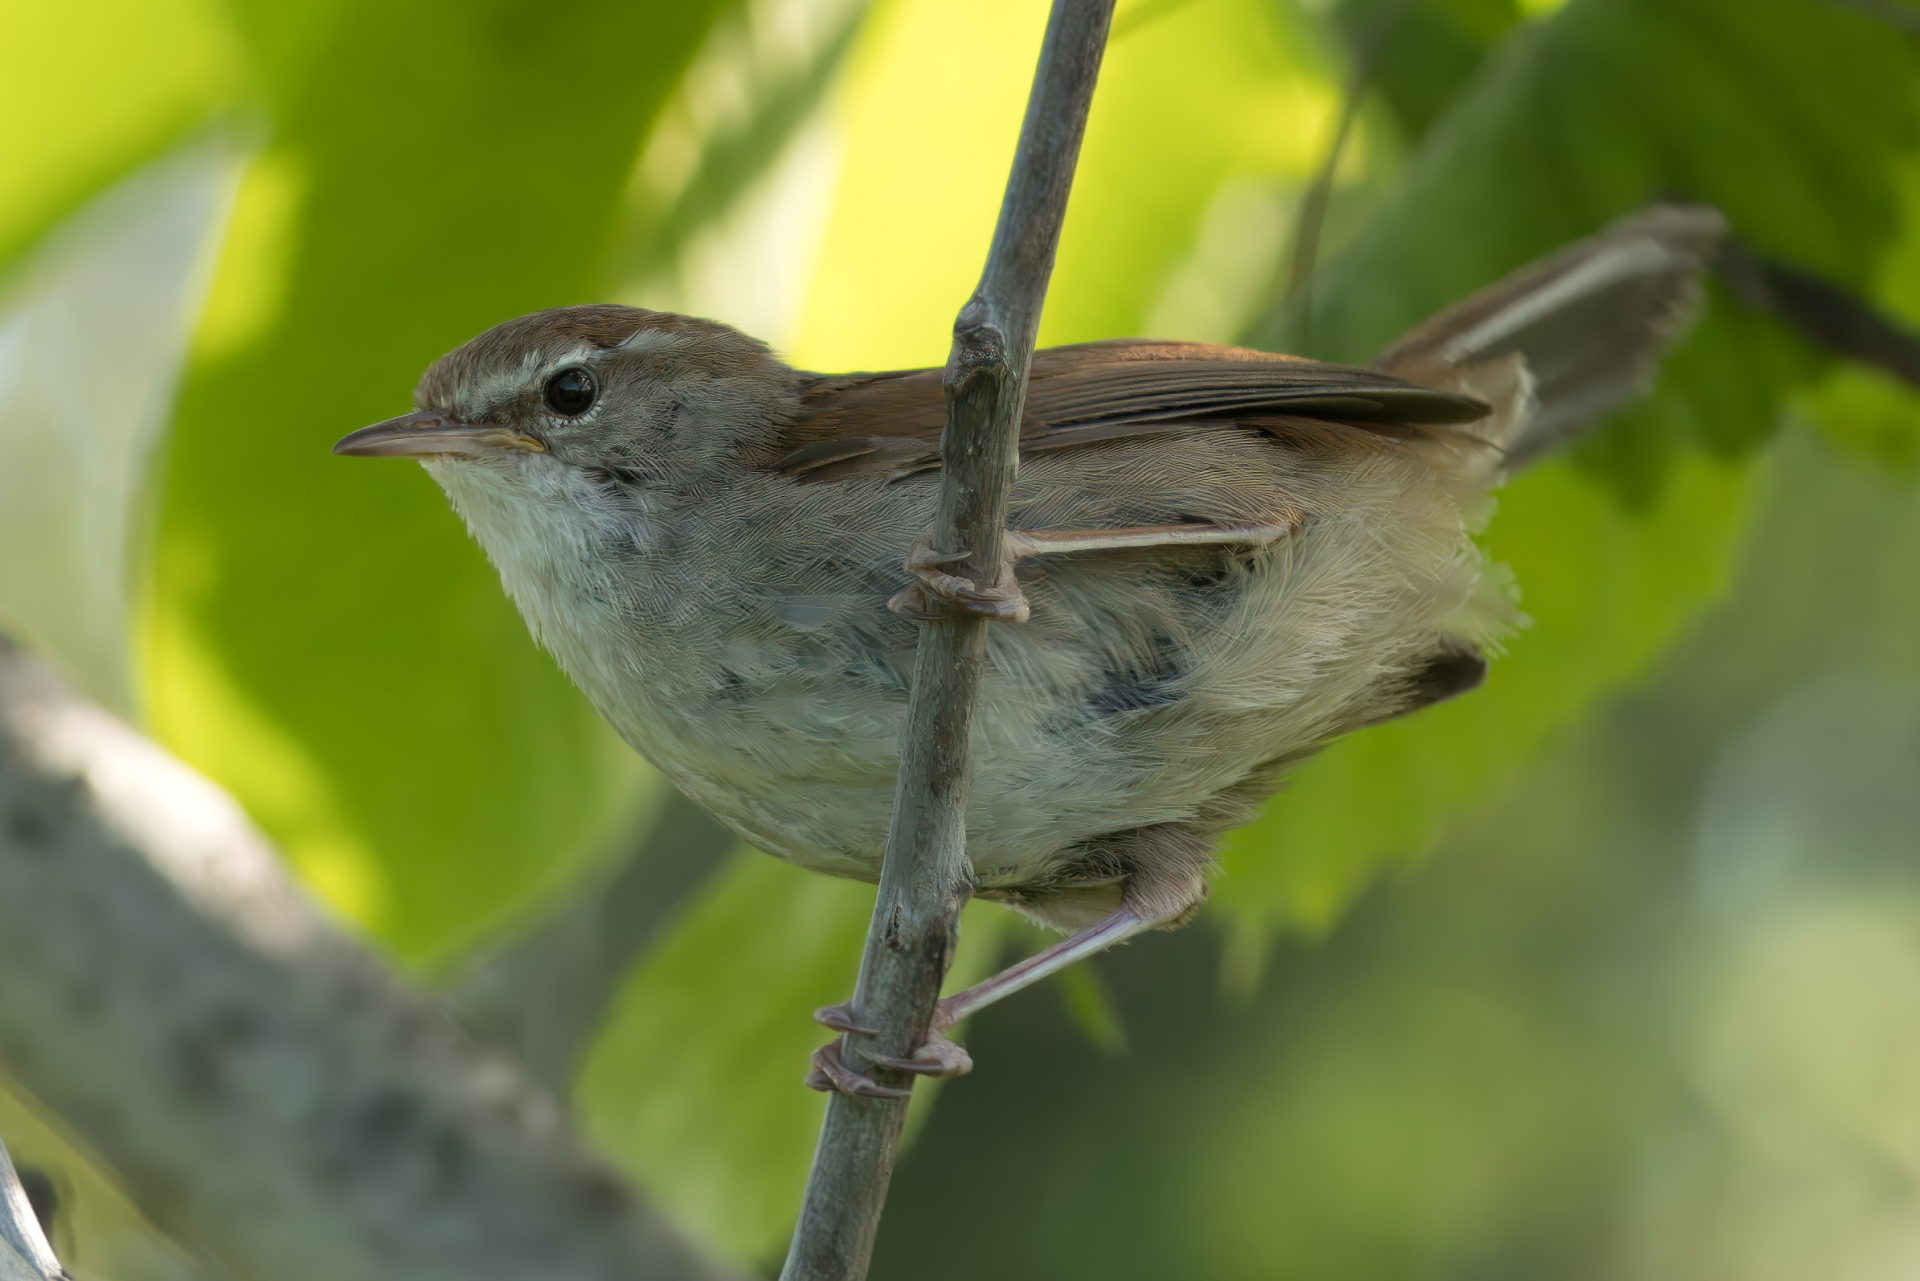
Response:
332,411,546,458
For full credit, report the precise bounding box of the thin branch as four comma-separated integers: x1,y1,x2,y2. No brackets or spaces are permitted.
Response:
776,4,1115,1279
0,1133,64,1281
1280,0,1415,350
0,637,738,1281
1715,237,1920,388
448,790,737,1094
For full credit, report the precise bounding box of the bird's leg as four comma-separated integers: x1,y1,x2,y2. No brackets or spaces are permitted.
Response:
804,824,1214,1097
803,911,1149,1098
931,908,1150,1028
888,520,1294,623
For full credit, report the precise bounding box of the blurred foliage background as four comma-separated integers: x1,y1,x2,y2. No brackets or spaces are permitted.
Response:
4,0,1920,1276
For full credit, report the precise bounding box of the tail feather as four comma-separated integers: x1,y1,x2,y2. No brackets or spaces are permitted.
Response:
1374,203,1726,469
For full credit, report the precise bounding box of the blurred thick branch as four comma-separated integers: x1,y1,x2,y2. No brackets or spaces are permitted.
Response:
776,3,1114,1279
0,638,735,1281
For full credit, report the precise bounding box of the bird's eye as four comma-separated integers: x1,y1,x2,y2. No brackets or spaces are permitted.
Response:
543,367,597,416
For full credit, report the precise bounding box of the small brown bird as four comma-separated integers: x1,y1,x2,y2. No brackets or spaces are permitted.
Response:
337,205,1722,1094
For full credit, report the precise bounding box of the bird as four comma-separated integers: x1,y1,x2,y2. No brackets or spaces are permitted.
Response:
335,203,1724,1095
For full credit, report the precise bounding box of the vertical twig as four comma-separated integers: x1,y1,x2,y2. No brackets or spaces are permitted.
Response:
0,1133,64,1281
776,3,1115,1278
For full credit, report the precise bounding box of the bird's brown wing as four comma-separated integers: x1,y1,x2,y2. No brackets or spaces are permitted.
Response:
775,340,1491,484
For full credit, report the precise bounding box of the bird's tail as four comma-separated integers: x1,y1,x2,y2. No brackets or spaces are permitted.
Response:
1373,202,1727,469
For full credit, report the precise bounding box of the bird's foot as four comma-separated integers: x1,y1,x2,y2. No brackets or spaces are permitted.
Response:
887,537,1029,624
800,908,1156,1096
803,1001,974,1098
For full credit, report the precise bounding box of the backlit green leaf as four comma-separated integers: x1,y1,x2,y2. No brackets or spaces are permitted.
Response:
1220,0,1920,962
145,0,735,960
0,0,237,282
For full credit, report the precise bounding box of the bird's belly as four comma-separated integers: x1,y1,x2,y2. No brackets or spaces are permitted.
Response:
596,662,1120,889
534,427,1496,892
573,547,1458,892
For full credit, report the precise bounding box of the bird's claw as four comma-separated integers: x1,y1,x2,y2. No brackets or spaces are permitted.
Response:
813,1001,879,1036
868,1028,973,1078
804,1003,975,1098
887,536,1030,624
805,1040,912,1099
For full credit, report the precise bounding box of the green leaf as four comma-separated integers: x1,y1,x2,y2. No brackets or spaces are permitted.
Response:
0,0,237,282
1267,0,1919,363
1800,360,1920,480
1053,958,1129,1055
1221,0,1920,964
1334,0,1530,145
788,0,1355,369
1042,0,1346,346
609,0,870,294
145,0,733,961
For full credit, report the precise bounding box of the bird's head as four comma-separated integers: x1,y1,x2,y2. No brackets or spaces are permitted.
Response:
333,304,795,487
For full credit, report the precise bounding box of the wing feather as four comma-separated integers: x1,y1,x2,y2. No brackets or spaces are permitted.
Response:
775,340,1489,483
